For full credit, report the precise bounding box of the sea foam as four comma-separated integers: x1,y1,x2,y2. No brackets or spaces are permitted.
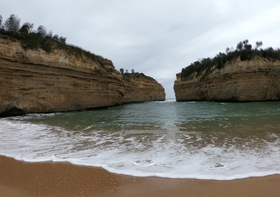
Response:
1,114,280,180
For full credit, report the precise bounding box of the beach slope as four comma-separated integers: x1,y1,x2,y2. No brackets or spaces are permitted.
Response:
1,155,280,197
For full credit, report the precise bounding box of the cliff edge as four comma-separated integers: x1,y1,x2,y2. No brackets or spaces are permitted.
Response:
0,37,165,116
174,55,280,102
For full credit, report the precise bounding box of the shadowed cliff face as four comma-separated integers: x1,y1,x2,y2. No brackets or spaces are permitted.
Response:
174,56,280,102
0,38,165,116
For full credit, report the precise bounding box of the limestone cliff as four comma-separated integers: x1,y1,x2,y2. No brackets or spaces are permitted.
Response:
0,37,165,116
174,56,280,101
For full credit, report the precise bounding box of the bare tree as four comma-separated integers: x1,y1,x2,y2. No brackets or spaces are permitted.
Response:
53,34,59,41
245,44,252,51
59,36,67,44
0,15,4,31
226,47,230,54
119,68,124,74
243,39,249,46
131,68,135,73
37,25,47,37
4,14,20,32
236,41,243,51
19,22,33,34
46,30,53,38
255,41,263,49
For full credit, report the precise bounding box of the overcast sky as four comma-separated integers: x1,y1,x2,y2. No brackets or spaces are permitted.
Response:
1,0,280,98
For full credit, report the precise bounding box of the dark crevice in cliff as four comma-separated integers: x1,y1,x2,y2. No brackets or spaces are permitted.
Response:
0,105,26,117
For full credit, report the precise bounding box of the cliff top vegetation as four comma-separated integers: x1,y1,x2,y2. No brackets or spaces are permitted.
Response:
119,68,153,82
0,14,110,70
180,40,280,81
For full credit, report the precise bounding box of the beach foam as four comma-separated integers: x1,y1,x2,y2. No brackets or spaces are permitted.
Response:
1,109,280,180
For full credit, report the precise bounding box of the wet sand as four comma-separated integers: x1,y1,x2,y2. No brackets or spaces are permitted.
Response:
1,155,280,197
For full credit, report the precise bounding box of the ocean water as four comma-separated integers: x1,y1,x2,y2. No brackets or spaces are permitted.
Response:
1,100,280,180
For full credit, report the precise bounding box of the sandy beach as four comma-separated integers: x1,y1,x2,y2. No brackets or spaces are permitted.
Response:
0,155,279,197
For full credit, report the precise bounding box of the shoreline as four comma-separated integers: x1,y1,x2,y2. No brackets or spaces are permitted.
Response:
0,99,166,118
1,155,280,197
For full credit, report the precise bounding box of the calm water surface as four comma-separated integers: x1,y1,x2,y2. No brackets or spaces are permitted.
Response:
1,100,280,180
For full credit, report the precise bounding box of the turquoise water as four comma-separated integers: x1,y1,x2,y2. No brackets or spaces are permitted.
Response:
1,101,280,180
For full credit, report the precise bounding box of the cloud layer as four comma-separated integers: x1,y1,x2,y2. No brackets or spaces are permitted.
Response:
2,0,280,97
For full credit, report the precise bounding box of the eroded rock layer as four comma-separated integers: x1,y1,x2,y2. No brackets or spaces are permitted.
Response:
0,38,165,116
174,56,280,102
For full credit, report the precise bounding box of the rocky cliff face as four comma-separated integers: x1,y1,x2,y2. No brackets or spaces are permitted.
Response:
0,38,165,116
174,56,280,101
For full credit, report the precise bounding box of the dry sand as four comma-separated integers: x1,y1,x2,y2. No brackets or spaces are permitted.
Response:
1,155,280,197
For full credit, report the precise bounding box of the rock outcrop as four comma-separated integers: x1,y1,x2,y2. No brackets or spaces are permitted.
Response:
0,37,165,116
174,56,280,101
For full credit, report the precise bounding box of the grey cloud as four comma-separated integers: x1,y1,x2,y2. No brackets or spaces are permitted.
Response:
2,0,280,98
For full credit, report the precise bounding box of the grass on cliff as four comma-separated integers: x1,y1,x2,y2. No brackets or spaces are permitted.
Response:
0,14,113,71
180,40,280,81
0,30,110,71
122,72,153,82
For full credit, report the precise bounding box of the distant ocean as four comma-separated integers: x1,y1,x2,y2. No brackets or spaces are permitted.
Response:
1,100,280,180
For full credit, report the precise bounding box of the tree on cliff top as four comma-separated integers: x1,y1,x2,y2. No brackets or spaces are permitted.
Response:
19,22,33,34
37,25,47,37
59,36,66,44
0,15,2,27
256,41,263,49
4,14,20,33
0,14,114,72
236,41,244,51
0,15,4,31
180,40,280,81
0,14,67,49
46,30,53,38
